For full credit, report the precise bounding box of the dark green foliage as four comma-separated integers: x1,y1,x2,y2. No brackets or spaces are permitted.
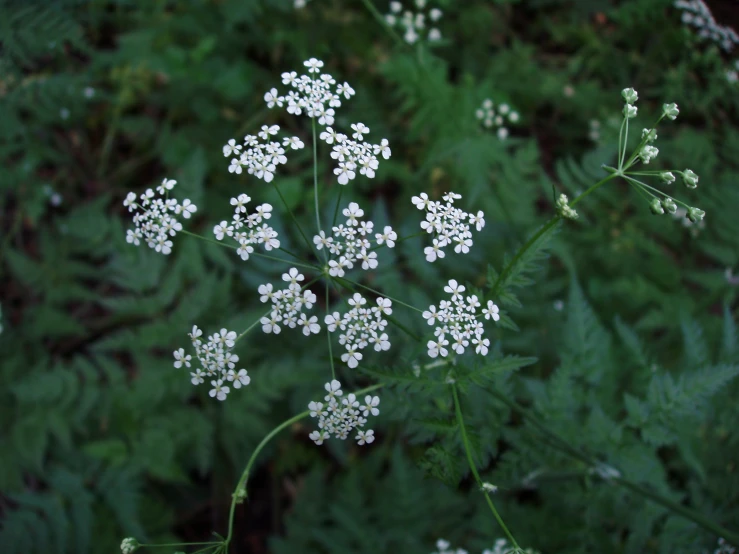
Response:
1,0,739,553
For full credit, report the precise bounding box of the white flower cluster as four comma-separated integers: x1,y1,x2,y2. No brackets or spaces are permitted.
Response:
711,538,736,554
120,538,139,554
411,192,485,262
314,202,397,277
675,0,739,52
223,125,304,183
424,280,499,359
475,98,520,141
213,193,279,260
265,58,355,125
385,0,443,45
258,268,320,336
326,293,393,368
432,538,540,554
307,380,380,445
727,60,739,84
319,124,392,185
175,325,251,402
294,0,309,7
123,178,197,255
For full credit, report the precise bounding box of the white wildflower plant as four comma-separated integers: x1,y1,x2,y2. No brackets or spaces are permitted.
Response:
476,98,520,141
385,0,443,45
412,191,485,262
675,0,739,53
119,52,715,553
314,201,397,277
307,379,380,445
432,538,540,554
213,193,280,260
424,279,497,359
123,178,196,255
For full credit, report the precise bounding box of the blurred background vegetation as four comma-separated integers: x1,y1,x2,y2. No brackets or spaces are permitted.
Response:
1,0,739,553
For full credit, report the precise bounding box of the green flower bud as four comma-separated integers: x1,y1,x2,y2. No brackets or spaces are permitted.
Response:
687,206,705,223
639,145,659,164
659,171,675,184
661,198,677,214
641,128,657,142
623,104,638,119
121,538,140,554
662,102,679,120
650,198,664,215
622,87,638,104
683,169,699,188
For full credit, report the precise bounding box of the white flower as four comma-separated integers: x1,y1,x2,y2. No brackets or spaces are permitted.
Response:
264,88,284,108
473,337,490,355
214,221,233,240
324,379,343,400
482,300,500,321
342,202,364,225
282,267,305,288
361,395,380,416
283,136,304,150
299,314,321,336
337,82,355,98
229,369,251,388
190,369,205,385
444,279,465,298
304,57,324,73
356,429,375,445
173,348,192,368
351,122,370,140
209,379,230,401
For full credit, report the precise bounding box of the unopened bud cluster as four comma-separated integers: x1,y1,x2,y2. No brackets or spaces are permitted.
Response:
555,194,578,220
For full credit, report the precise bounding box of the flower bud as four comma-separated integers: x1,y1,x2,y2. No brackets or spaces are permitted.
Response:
623,104,638,119
662,198,678,214
641,128,657,142
683,169,699,188
622,87,638,104
660,171,675,184
121,538,140,554
650,198,664,215
639,145,659,163
662,102,679,120
687,206,705,223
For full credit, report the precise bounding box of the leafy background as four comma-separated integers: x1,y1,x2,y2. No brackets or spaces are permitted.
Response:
1,0,738,553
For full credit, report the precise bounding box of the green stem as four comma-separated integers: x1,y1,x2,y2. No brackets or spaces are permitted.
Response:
180,230,318,270
326,280,336,380
358,0,407,48
271,182,315,254
331,186,343,228
224,383,386,548
339,278,423,314
452,385,520,548
487,389,739,543
312,118,322,236
138,541,220,548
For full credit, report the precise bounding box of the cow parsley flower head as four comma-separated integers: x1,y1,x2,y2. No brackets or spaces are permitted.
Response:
476,98,520,140
266,59,355,124
385,0,443,45
258,270,319,336
325,293,392,368
675,0,739,52
412,192,484,262
213,194,280,259
321,125,391,185
222,125,303,183
308,380,380,445
314,202,396,276
123,179,196,255
424,280,498,359
175,325,250,401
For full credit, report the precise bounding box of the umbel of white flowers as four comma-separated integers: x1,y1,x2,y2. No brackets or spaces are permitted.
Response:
476,98,520,141
385,0,443,44
307,380,380,445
